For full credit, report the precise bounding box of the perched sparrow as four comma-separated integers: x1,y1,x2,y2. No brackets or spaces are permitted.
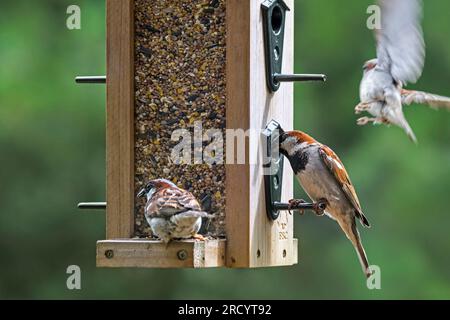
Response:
356,0,450,143
137,179,211,245
280,130,372,278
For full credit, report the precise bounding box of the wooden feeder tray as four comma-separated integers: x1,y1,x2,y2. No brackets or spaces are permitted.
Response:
97,239,227,268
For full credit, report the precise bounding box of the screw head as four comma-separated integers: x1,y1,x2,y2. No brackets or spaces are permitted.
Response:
105,250,114,259
273,175,279,189
177,249,188,261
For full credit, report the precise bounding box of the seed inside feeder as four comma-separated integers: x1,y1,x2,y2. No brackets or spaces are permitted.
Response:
134,0,226,239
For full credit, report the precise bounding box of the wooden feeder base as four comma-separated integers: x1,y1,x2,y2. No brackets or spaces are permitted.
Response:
97,239,226,268
96,238,298,269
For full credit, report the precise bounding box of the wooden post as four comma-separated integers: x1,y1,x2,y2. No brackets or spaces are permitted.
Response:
106,0,135,239
226,0,295,268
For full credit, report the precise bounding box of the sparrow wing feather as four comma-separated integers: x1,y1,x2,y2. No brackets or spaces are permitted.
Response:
376,0,425,85
319,146,370,228
401,89,450,110
147,188,202,218
176,191,203,212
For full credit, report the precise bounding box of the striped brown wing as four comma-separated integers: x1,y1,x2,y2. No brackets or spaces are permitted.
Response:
319,146,370,227
146,187,202,218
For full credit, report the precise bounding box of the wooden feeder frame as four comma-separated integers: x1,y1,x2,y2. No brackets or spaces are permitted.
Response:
95,0,298,269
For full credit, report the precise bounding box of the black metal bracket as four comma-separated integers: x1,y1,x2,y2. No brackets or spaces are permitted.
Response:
75,76,106,84
263,120,327,220
261,0,326,92
263,120,284,220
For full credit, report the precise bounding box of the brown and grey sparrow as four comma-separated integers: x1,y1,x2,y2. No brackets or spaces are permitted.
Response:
137,179,212,245
280,130,372,278
357,0,450,143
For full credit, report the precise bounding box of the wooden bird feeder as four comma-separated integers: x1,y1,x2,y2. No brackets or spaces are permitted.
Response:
78,0,325,269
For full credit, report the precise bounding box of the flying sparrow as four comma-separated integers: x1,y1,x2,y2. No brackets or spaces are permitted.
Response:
137,179,212,245
356,0,450,143
280,130,372,278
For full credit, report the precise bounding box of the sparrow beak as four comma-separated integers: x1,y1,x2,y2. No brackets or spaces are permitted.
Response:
277,129,289,157
275,123,285,142
137,188,147,198
278,130,287,145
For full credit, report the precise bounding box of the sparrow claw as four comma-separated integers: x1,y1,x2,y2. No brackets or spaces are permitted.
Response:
312,199,328,216
380,118,390,125
357,116,386,126
288,199,307,215
354,102,371,114
357,117,373,126
164,239,172,249
192,234,206,241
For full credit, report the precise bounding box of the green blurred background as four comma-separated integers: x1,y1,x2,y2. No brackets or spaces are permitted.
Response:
0,0,449,299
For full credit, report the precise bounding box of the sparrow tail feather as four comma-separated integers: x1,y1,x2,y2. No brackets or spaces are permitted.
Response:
351,223,371,278
340,219,371,278
354,239,371,279
402,122,418,144
391,111,418,143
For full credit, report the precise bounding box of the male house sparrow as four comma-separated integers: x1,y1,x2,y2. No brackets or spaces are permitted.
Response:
280,130,372,278
137,179,211,245
356,0,450,143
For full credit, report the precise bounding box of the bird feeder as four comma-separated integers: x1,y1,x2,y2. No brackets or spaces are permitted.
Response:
78,0,325,269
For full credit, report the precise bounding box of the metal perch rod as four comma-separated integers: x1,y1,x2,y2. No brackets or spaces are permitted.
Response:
272,200,327,215
273,201,315,211
273,73,327,83
75,76,106,84
77,202,107,210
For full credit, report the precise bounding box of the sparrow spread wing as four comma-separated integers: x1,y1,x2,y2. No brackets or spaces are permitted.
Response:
146,187,202,218
376,0,425,85
319,146,370,227
401,89,450,110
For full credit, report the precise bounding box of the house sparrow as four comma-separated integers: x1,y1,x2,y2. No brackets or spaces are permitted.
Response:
279,130,372,278
356,0,450,143
137,179,212,245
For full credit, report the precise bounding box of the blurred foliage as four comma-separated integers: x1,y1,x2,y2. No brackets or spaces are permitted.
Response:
0,0,449,299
